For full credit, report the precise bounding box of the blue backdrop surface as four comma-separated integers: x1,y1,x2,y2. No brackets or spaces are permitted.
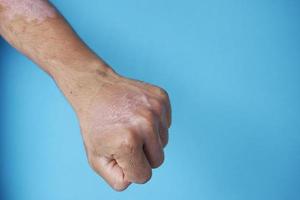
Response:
0,0,300,199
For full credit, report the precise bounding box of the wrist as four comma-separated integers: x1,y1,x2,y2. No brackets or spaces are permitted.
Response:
52,58,119,113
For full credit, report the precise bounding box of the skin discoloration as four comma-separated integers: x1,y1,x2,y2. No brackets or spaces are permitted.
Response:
0,0,56,22
89,90,152,132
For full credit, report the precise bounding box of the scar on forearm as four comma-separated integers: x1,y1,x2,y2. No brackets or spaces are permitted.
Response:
0,0,57,23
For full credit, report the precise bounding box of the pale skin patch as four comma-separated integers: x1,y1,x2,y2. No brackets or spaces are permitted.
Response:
0,0,56,22
89,90,152,132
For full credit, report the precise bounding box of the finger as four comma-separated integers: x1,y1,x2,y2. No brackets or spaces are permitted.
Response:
149,99,169,148
158,121,169,148
91,156,131,191
153,88,172,128
163,91,172,128
140,118,165,168
115,133,152,184
158,105,169,148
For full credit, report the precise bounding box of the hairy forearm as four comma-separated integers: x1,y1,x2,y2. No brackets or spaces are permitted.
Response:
0,0,115,110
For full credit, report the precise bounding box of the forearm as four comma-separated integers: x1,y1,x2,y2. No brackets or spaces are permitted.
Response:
0,0,115,111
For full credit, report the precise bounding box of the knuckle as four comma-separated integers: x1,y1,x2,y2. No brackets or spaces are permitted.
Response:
156,87,168,100
141,109,155,120
135,111,155,128
121,131,140,151
152,99,163,113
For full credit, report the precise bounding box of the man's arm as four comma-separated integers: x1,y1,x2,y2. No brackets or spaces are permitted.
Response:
0,0,171,191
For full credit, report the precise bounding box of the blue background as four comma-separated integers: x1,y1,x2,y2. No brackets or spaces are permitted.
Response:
1,0,300,199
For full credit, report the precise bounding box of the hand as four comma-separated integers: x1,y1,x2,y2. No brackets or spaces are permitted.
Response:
72,69,171,191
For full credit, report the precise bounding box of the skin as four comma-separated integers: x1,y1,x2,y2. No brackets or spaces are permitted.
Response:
0,0,171,191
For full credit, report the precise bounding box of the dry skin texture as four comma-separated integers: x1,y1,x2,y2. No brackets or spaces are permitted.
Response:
0,0,56,22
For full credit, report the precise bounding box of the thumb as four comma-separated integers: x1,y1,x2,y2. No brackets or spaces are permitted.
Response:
91,156,131,191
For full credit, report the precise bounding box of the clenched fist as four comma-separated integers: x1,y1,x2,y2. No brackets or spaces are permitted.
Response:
62,67,171,191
